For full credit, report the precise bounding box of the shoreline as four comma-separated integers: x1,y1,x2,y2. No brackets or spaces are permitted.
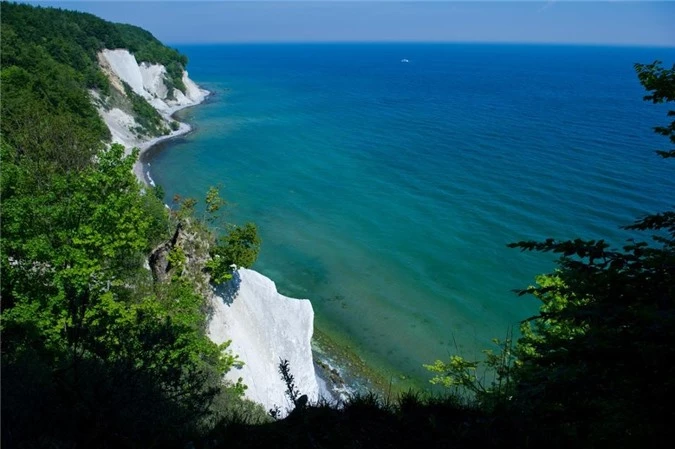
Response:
142,92,415,402
121,82,369,403
312,328,391,400
132,91,212,185
312,325,427,400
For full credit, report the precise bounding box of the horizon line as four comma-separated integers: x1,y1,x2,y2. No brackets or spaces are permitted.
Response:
166,40,675,49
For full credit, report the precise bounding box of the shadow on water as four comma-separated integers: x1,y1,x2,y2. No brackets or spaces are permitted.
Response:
141,136,189,163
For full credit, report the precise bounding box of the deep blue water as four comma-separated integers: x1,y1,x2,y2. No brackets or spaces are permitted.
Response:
146,43,675,387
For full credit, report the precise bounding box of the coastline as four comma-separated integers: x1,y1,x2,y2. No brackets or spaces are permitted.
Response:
111,72,358,407
131,91,212,185
312,328,390,400
136,93,333,410
93,48,211,185
112,62,396,405
140,88,413,403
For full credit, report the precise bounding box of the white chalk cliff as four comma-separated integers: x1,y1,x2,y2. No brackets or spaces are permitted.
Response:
99,49,208,115
209,269,320,413
94,49,209,180
93,50,320,414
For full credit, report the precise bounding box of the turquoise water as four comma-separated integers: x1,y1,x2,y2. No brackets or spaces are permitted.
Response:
145,43,675,387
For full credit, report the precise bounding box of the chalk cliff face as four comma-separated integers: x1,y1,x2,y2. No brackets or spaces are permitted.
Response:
94,48,210,181
98,49,208,114
209,269,320,415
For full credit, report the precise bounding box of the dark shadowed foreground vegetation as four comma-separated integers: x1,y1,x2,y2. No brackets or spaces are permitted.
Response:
1,3,673,448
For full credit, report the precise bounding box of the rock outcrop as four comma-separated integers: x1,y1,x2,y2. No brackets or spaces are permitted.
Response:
99,49,208,115
208,269,320,415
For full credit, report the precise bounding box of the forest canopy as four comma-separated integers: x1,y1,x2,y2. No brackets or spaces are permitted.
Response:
1,3,267,447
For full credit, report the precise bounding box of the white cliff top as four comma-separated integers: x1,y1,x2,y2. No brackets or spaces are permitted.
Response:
99,49,208,114
139,62,169,100
101,49,146,97
209,268,320,415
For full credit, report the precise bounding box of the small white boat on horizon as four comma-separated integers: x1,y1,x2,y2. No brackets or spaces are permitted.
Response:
401,58,409,63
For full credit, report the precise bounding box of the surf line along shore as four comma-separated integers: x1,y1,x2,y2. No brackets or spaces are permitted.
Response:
91,48,345,415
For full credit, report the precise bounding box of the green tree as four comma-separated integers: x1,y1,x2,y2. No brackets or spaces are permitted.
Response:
0,4,271,446
424,334,516,409
171,186,261,285
1,1,188,92
1,143,250,447
206,223,262,284
506,62,675,446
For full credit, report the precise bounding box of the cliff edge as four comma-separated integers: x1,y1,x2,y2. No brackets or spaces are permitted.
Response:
209,269,320,414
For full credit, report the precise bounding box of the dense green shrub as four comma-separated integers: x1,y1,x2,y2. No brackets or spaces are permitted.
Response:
206,223,262,284
1,1,195,145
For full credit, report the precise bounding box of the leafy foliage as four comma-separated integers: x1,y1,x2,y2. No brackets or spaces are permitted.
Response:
215,223,262,269
1,2,190,146
0,42,110,169
0,138,265,446
190,185,263,284
206,223,262,284
635,61,675,158
210,390,516,449
424,334,516,411
0,5,267,442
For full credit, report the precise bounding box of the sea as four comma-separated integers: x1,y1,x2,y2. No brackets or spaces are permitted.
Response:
143,43,675,390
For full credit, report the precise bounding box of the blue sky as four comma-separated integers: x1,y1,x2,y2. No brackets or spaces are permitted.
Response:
22,1,675,46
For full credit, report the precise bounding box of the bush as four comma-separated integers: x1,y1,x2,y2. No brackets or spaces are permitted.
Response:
206,223,261,284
